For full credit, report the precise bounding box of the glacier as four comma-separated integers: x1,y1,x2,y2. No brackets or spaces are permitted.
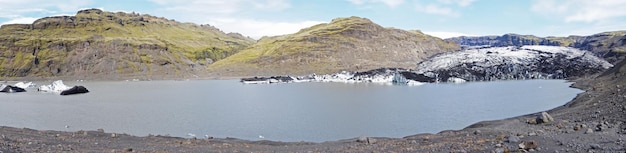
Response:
413,45,613,82
241,45,612,85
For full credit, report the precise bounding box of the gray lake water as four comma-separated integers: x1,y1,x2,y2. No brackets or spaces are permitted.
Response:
0,79,581,142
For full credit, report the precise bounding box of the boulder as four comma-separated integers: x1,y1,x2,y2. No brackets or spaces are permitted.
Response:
518,141,537,150
526,118,538,124
367,137,377,144
590,143,602,150
357,136,368,143
473,130,482,135
536,112,554,124
60,86,89,95
356,136,376,144
585,128,594,134
506,135,520,143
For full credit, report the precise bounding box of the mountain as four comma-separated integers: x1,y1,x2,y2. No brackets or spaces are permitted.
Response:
207,17,460,77
446,31,626,63
0,9,255,79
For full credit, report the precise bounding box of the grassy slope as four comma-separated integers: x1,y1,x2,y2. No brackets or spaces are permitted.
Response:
0,9,255,78
208,17,459,76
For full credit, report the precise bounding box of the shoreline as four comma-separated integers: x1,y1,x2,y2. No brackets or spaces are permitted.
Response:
1,68,625,152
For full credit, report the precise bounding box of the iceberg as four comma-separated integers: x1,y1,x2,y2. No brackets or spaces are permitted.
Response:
407,80,425,86
447,77,467,83
14,82,36,89
38,80,71,93
0,84,27,93
241,76,294,84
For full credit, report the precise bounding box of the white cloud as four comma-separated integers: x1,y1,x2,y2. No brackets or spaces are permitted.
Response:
0,17,38,25
148,0,291,15
417,4,459,17
0,0,92,25
208,18,325,39
145,0,304,38
0,0,91,13
413,0,475,17
423,31,475,39
253,0,291,10
149,0,244,14
531,0,626,23
347,0,366,5
346,0,405,8
561,22,626,37
437,0,476,7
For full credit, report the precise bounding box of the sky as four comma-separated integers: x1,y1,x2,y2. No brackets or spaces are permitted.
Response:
0,0,625,39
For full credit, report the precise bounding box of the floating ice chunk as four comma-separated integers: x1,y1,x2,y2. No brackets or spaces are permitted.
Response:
0,84,27,93
369,75,394,83
447,77,467,83
407,80,425,86
38,80,71,93
14,82,35,88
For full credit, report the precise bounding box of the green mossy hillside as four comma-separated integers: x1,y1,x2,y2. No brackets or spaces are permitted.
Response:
0,9,255,79
209,17,459,77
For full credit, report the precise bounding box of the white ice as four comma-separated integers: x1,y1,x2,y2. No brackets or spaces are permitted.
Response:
38,80,71,93
14,82,35,88
416,45,613,73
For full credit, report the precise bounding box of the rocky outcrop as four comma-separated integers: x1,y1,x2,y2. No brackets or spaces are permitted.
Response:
60,86,89,95
0,8,255,79
209,17,459,76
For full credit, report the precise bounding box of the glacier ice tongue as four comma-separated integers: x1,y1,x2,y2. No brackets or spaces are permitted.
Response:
241,45,612,85
414,45,613,82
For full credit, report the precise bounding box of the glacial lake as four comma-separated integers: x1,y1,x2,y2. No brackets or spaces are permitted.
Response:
0,79,581,142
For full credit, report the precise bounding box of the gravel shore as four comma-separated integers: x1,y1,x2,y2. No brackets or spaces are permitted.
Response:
2,61,625,152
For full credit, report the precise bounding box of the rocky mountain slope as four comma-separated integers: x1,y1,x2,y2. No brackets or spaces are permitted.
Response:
446,31,626,63
0,9,255,79
208,17,459,77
